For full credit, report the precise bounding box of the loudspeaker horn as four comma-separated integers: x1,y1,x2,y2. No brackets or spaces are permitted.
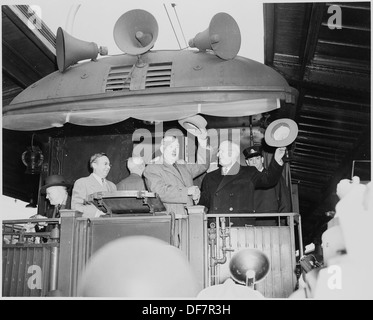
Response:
113,9,158,55
188,12,241,60
229,248,270,286
56,27,108,73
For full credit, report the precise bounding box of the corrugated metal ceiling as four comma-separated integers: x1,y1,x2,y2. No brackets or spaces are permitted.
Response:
264,2,371,244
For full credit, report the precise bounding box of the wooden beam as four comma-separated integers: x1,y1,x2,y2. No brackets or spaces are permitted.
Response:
299,3,325,72
2,5,56,63
2,39,43,87
263,3,275,66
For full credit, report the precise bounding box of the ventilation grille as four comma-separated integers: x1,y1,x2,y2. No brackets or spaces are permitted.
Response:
105,63,172,92
105,65,132,92
145,63,172,88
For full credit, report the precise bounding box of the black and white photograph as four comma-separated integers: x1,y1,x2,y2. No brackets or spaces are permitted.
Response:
1,0,371,304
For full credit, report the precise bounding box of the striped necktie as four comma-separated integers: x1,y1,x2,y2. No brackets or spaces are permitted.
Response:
102,178,108,191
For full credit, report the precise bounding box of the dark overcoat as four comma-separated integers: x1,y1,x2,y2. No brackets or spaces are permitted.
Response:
254,175,292,213
199,160,283,215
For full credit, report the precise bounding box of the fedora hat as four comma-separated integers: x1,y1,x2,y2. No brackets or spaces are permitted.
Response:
178,115,207,137
265,118,298,147
40,174,71,194
243,145,262,159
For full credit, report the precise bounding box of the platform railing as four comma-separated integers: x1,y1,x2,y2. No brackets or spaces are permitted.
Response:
205,212,303,298
56,207,208,297
2,218,60,297
3,209,301,297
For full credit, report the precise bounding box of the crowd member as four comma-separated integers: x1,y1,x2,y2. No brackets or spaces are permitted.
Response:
78,236,199,298
243,145,291,214
290,177,373,299
117,156,147,191
197,278,265,299
143,133,210,217
71,152,117,218
199,140,286,225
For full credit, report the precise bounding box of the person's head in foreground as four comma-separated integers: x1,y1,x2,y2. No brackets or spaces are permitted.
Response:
78,235,199,297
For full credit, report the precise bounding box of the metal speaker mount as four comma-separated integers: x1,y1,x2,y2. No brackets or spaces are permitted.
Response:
188,12,241,60
113,9,159,55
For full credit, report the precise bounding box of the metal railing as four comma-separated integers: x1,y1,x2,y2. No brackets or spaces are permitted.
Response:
2,218,61,297
206,212,303,298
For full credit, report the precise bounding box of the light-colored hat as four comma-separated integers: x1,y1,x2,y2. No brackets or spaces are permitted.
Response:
265,118,298,147
178,115,207,137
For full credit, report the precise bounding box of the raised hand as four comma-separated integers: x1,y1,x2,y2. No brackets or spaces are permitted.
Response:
274,147,286,165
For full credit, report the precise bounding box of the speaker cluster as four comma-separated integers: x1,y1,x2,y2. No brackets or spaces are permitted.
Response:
56,9,242,73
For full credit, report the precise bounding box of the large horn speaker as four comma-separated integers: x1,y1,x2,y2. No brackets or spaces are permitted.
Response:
188,12,241,60
113,9,158,55
56,27,108,73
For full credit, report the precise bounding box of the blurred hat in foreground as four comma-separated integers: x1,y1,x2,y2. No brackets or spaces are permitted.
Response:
197,278,264,299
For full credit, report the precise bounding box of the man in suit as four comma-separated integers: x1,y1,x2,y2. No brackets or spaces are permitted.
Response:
117,156,147,191
199,140,286,226
31,174,72,242
243,145,292,214
71,152,117,218
30,174,72,220
40,174,72,218
143,133,210,218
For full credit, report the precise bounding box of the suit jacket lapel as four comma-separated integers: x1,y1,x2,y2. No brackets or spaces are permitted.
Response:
175,163,189,186
162,163,186,185
89,173,101,187
51,205,59,218
89,173,114,190
152,157,187,185
209,169,224,191
216,162,241,192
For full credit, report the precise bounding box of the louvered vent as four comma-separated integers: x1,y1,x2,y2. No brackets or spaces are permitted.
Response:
105,65,132,92
145,63,172,88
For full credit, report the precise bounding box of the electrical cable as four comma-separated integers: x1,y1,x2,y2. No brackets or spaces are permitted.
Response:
163,3,182,49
